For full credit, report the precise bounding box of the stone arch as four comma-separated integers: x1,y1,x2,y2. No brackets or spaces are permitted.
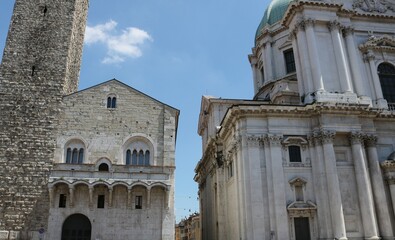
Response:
95,158,112,172
61,213,91,240
63,137,88,164
122,135,155,165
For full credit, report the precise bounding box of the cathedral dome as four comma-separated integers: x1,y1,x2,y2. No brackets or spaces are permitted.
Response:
255,0,294,39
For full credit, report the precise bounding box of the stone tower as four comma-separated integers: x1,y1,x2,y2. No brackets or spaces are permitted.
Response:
0,0,89,239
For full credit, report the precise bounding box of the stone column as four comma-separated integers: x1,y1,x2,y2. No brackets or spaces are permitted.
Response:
321,131,347,240
365,135,394,238
290,31,305,96
264,41,273,81
343,27,366,96
349,132,379,239
304,19,324,91
69,186,75,207
381,161,395,218
127,188,132,208
108,187,113,208
250,55,259,94
246,135,266,239
365,51,384,101
263,137,276,236
328,21,352,93
88,186,93,208
308,135,332,239
147,187,151,209
268,135,290,240
295,21,314,97
48,187,54,208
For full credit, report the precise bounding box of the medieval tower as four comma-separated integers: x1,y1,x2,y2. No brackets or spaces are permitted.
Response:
0,0,89,238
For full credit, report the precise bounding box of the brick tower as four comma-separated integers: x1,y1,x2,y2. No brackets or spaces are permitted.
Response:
0,0,89,239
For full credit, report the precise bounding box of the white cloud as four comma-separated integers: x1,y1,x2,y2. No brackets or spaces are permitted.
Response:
85,20,153,64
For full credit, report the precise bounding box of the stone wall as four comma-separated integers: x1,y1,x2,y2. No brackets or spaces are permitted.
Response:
0,0,88,238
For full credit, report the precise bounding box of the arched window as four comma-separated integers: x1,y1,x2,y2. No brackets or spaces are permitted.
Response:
132,150,138,165
72,148,78,164
138,150,145,165
107,96,117,109
107,97,112,108
145,150,150,166
126,150,131,165
66,148,72,164
378,63,395,105
78,149,84,164
289,146,302,163
98,163,109,172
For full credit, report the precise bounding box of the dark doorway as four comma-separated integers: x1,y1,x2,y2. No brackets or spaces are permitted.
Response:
294,217,311,240
61,214,91,240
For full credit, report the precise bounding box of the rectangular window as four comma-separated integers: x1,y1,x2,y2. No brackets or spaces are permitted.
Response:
289,146,302,162
135,196,143,209
284,49,296,74
228,161,234,178
59,194,66,208
97,195,105,208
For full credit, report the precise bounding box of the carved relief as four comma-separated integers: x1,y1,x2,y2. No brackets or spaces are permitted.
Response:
364,135,378,147
360,35,395,53
349,132,365,145
327,20,341,31
320,130,336,144
353,0,395,13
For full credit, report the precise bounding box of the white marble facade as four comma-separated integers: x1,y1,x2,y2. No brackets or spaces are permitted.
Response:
195,1,395,239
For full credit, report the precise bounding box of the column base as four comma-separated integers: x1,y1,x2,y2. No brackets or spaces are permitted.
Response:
364,237,380,240
315,91,358,104
374,98,388,109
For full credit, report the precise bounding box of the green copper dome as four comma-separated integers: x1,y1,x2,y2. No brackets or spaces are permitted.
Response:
255,0,294,39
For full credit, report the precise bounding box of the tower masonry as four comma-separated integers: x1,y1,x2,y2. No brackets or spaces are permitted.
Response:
0,0,89,239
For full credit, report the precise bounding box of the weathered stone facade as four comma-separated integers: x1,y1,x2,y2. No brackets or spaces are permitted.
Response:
0,0,88,239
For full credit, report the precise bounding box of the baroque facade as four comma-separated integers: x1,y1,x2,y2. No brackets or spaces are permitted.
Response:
0,1,178,240
194,0,395,240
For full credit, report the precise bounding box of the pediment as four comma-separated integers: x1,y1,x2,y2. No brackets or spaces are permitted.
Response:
359,35,395,52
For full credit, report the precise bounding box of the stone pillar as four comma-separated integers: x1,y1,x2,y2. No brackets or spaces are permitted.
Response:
295,21,314,97
108,187,113,208
263,137,276,237
147,187,151,209
246,135,266,240
321,131,347,240
264,41,274,81
127,188,132,208
381,161,395,219
328,21,352,93
304,19,324,91
88,186,93,208
69,186,74,207
290,31,305,97
365,51,386,106
308,135,332,239
267,135,290,240
48,187,54,208
250,55,259,94
365,135,394,238
349,132,379,239
165,187,170,209
343,27,366,96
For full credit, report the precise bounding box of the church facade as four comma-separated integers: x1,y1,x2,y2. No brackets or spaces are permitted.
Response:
0,1,178,240
194,0,395,240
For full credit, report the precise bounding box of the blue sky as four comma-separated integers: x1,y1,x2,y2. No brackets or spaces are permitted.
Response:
0,0,269,222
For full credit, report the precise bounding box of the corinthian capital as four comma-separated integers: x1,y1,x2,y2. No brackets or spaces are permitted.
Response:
365,135,378,147
267,135,283,146
342,26,354,37
349,132,364,145
320,130,335,144
304,18,316,28
327,20,341,31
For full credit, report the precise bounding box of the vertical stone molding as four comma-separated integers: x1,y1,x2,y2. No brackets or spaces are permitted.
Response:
88,186,94,208
127,188,132,208
304,18,324,91
264,41,274,81
365,135,394,238
48,187,55,208
349,132,379,239
295,23,314,95
290,29,305,97
328,21,353,93
147,187,151,209
343,27,366,96
69,186,75,207
365,51,385,101
266,135,290,240
263,136,277,236
108,187,113,208
381,161,395,218
320,130,347,240
249,55,260,93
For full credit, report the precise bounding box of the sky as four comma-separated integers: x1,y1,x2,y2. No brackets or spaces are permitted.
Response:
0,0,269,222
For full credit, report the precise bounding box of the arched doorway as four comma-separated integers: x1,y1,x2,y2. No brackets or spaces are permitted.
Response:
378,62,395,105
61,214,91,240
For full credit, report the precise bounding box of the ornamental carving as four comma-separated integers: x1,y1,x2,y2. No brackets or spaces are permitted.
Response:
247,135,263,147
267,135,283,146
327,20,341,31
342,26,355,37
303,18,316,28
320,130,336,144
364,135,378,147
349,132,365,145
353,0,395,13
359,35,395,53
